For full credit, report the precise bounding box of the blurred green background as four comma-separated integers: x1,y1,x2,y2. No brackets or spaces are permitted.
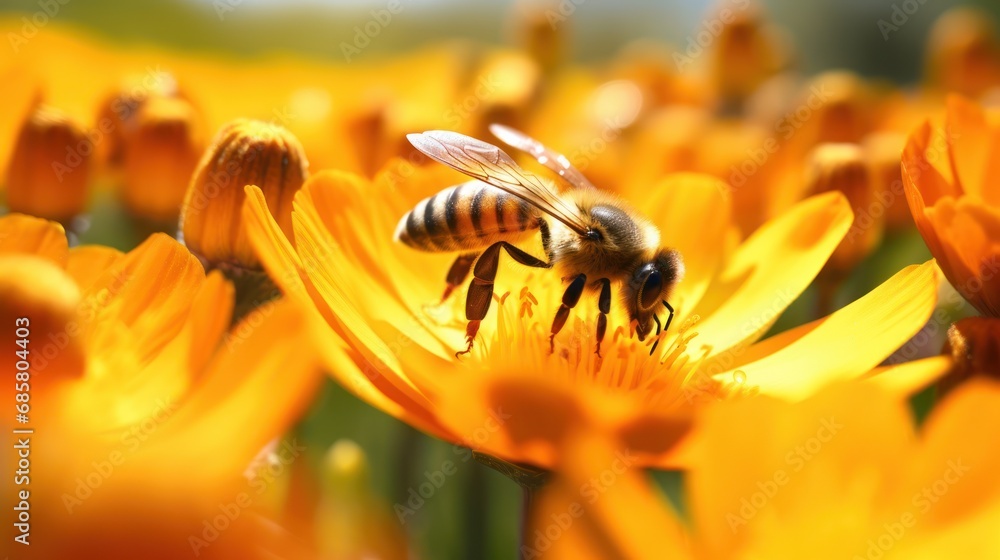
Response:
1,0,992,558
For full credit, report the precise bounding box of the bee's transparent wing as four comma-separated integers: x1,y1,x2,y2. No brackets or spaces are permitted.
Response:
407,130,592,236
489,124,596,191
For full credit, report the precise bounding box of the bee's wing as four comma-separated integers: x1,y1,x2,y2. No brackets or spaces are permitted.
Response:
407,130,592,236
489,124,596,191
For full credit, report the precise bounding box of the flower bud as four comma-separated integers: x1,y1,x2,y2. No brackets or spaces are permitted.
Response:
938,317,1000,396
180,119,308,271
96,70,182,169
806,143,880,274
120,96,204,224
709,2,790,104
925,8,1000,98
5,104,91,222
863,132,911,230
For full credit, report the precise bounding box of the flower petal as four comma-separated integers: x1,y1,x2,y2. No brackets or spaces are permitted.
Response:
693,191,852,360
66,245,124,291
528,435,691,560
726,261,938,400
242,185,308,298
83,233,205,370
0,213,68,266
642,173,733,314
863,355,954,395
153,298,321,479
945,95,999,204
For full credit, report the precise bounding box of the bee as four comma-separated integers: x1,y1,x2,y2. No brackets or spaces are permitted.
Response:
396,124,683,358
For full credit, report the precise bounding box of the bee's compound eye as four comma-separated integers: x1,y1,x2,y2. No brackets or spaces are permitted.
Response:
639,269,662,311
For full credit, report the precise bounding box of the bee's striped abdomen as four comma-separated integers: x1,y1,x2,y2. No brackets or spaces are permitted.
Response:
395,181,538,252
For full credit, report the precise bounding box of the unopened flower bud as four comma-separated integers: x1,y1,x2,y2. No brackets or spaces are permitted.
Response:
926,8,1000,98
806,143,880,274
180,119,308,271
938,317,1000,396
5,104,91,222
120,96,204,224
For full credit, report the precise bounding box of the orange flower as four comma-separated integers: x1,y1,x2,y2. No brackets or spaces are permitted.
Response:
902,95,1000,318
528,379,1000,559
0,214,321,559
242,147,945,473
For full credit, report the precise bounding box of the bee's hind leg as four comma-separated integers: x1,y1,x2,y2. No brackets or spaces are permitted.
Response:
442,252,478,302
549,273,587,354
458,242,550,357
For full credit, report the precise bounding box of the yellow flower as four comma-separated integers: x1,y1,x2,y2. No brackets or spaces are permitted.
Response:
180,119,309,271
525,379,1000,559
0,214,321,559
902,95,1000,318
243,150,945,472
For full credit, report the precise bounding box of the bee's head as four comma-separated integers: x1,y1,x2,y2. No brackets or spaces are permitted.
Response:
624,248,684,341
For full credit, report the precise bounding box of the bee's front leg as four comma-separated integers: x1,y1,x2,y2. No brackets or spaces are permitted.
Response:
550,273,587,354
595,278,611,358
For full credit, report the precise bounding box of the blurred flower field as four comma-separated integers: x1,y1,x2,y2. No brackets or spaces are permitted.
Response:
2,1,1000,559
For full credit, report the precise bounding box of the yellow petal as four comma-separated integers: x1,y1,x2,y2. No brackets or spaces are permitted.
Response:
693,192,852,360
685,384,915,558
642,173,733,314
245,183,455,441
727,261,938,400
66,245,124,291
83,233,205,369
909,379,1000,528
863,355,954,395
0,213,68,266
529,435,691,560
945,95,998,204
242,184,308,298
154,298,321,479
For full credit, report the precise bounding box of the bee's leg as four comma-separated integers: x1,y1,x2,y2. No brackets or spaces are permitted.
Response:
458,242,551,357
594,278,611,357
442,252,478,302
649,313,663,356
662,300,675,332
549,273,587,353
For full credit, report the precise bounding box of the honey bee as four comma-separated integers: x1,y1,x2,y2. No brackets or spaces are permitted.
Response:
396,124,683,357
